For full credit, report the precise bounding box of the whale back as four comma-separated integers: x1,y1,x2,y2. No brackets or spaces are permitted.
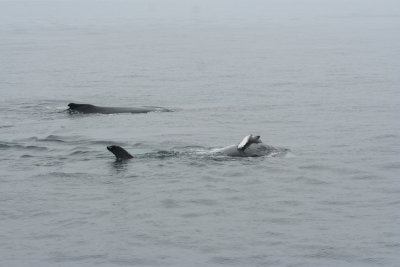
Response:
68,103,97,113
67,103,172,114
217,143,271,157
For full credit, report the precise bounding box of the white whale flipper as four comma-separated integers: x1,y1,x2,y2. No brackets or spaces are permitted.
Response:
237,134,261,151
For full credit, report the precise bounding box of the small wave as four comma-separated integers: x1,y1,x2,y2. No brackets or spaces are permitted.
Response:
34,135,133,147
177,145,210,150
368,134,399,141
2,101,69,119
0,142,16,149
69,150,90,156
43,172,89,178
34,135,117,146
350,174,379,180
136,150,181,159
90,140,128,146
294,176,330,185
154,150,180,159
25,145,48,151
38,135,69,143
17,136,139,156
380,162,400,169
269,147,290,157
0,141,48,151
20,154,34,158
17,135,71,143
299,164,332,171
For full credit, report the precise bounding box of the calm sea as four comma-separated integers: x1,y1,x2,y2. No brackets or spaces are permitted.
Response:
1,0,399,266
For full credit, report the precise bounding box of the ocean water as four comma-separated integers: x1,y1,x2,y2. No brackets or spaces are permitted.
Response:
1,0,400,266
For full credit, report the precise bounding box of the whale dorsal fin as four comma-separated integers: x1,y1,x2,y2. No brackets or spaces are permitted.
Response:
107,145,133,160
237,135,261,151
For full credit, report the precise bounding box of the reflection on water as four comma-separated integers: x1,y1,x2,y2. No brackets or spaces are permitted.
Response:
110,160,130,172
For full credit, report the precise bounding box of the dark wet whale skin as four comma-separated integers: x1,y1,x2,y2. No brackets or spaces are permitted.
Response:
68,103,172,114
107,145,133,160
106,143,280,159
215,143,275,157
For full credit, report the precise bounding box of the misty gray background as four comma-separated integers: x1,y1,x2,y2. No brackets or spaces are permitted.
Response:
1,0,400,266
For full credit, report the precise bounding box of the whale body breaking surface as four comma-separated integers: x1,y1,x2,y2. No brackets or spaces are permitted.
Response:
106,135,284,160
67,103,172,114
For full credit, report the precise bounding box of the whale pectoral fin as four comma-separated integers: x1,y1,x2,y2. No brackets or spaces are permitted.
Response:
237,134,262,151
237,135,252,151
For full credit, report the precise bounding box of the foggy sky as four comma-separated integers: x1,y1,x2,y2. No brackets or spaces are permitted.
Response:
1,0,400,27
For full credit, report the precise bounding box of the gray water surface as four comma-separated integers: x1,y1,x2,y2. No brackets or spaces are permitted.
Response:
1,0,400,266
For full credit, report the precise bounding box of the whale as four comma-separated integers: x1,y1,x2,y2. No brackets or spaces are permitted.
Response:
214,143,275,157
213,134,275,157
106,135,276,160
67,103,172,114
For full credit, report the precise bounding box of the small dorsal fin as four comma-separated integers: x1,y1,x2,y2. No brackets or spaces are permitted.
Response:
107,145,133,160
